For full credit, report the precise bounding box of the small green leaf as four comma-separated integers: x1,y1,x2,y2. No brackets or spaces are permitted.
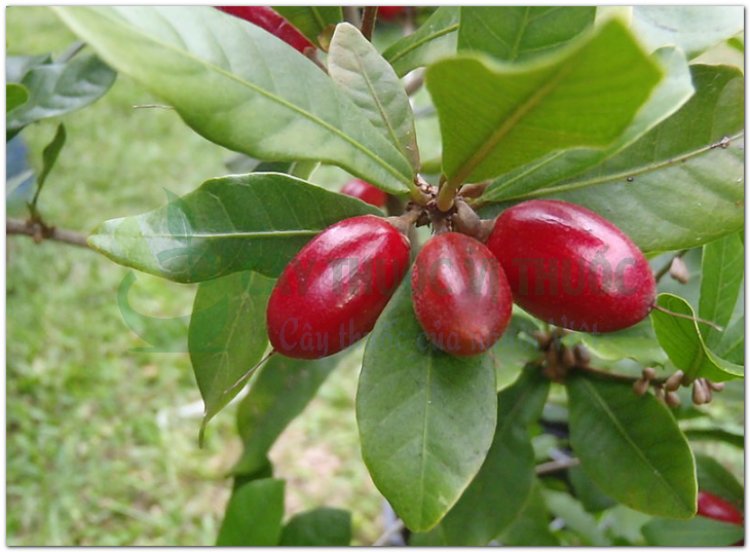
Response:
383,7,458,77
233,353,341,476
458,7,595,62
53,6,413,194
566,375,697,518
642,516,744,546
88,173,381,283
632,6,744,59
652,293,744,382
714,315,744,365
685,428,744,449
427,19,662,186
6,53,52,83
699,232,743,348
493,311,542,390
6,83,28,114
272,6,341,47
28,123,66,213
279,508,351,546
544,489,610,546
328,23,419,170
695,454,744,506
357,278,497,532
577,319,668,366
216,478,285,546
498,481,559,546
189,271,274,430
431,366,550,545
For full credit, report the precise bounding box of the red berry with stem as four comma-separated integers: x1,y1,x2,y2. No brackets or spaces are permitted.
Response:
341,179,388,208
412,232,512,356
267,215,410,359
486,199,655,333
697,491,744,526
378,6,408,20
216,6,314,53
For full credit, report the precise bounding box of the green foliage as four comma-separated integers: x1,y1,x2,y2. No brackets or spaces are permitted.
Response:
642,516,744,546
271,6,341,47
216,478,285,545
6,83,29,113
498,481,559,545
28,122,66,215
695,454,744,506
280,508,351,546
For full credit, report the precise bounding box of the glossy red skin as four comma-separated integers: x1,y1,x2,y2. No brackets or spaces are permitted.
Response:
378,6,407,20
267,215,410,359
341,179,388,208
698,491,744,526
412,233,512,356
487,200,655,333
216,6,314,53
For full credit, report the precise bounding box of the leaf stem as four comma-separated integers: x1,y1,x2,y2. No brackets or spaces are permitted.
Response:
435,176,459,212
360,7,378,41
7,218,89,248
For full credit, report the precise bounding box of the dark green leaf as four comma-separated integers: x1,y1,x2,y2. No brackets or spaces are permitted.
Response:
427,20,661,186
272,6,341,47
279,508,351,546
189,271,274,430
499,480,559,546
699,232,743,348
28,123,66,214
568,465,616,513
642,516,744,546
458,7,595,62
695,454,744,506
433,366,550,545
632,6,744,59
7,53,116,133
357,278,497,532
54,7,414,194
6,83,28,114
216,478,285,546
233,353,341,476
383,7,459,77
685,428,744,449
566,375,697,518
652,293,744,382
6,53,51,83
88,173,381,283
328,23,419,169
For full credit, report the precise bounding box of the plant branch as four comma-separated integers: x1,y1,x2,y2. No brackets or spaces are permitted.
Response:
654,249,688,283
535,456,580,475
7,218,89,248
343,6,361,27
360,6,378,41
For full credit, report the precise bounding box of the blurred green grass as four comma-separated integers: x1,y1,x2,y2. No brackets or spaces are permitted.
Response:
7,6,381,545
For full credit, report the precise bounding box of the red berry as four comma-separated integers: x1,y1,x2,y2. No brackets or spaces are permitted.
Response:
267,215,410,359
698,491,744,526
412,232,512,356
216,6,314,53
378,6,407,20
486,199,655,333
341,179,388,208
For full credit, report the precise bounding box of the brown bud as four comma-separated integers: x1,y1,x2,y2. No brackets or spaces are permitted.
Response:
665,391,682,408
669,256,690,284
654,384,666,401
708,381,725,392
664,370,684,392
632,378,649,396
561,346,576,368
692,379,709,405
642,367,657,381
533,331,552,351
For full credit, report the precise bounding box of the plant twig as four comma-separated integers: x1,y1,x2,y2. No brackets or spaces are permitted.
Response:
7,218,89,248
535,456,580,475
360,6,378,41
654,249,688,283
343,5,361,27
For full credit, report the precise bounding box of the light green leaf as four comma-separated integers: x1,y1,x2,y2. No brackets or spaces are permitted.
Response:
499,481,559,546
483,46,694,203
216,478,285,546
428,19,662,186
714,315,744,365
279,508,351,546
328,23,419,170
458,7,595,62
652,293,744,382
493,311,542,390
272,6,341,47
642,516,744,546
189,271,274,431
577,319,668,366
88,173,381,283
433,367,550,545
544,489,609,546
53,6,413,194
6,83,28,114
383,7,459,77
233,353,341,476
699,232,743,348
566,375,697,518
685,428,744,449
357,278,497,532
568,465,616,513
632,6,744,59
695,454,744,506
29,123,66,211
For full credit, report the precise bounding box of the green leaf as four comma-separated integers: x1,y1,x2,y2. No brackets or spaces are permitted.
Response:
482,46,694,203
568,465,616,513
577,319,668,366
566,375,697,518
383,7,459,77
632,6,744,59
544,489,609,546
6,83,28,114
6,53,116,135
427,19,662,186
699,232,743,348
357,278,497,532
328,23,419,170
431,367,550,545
642,516,744,546
695,454,744,506
714,315,744,365
53,6,414,194
279,508,351,546
6,54,51,83
493,311,542,390
482,64,744,254
233,353,341,476
685,428,744,449
188,271,274,431
652,293,744,382
272,6,341,47
88,173,381,283
216,478,285,546
29,123,67,212
458,7,595,62
499,481,559,546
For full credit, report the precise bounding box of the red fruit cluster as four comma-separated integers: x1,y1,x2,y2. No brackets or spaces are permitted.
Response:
216,6,313,53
